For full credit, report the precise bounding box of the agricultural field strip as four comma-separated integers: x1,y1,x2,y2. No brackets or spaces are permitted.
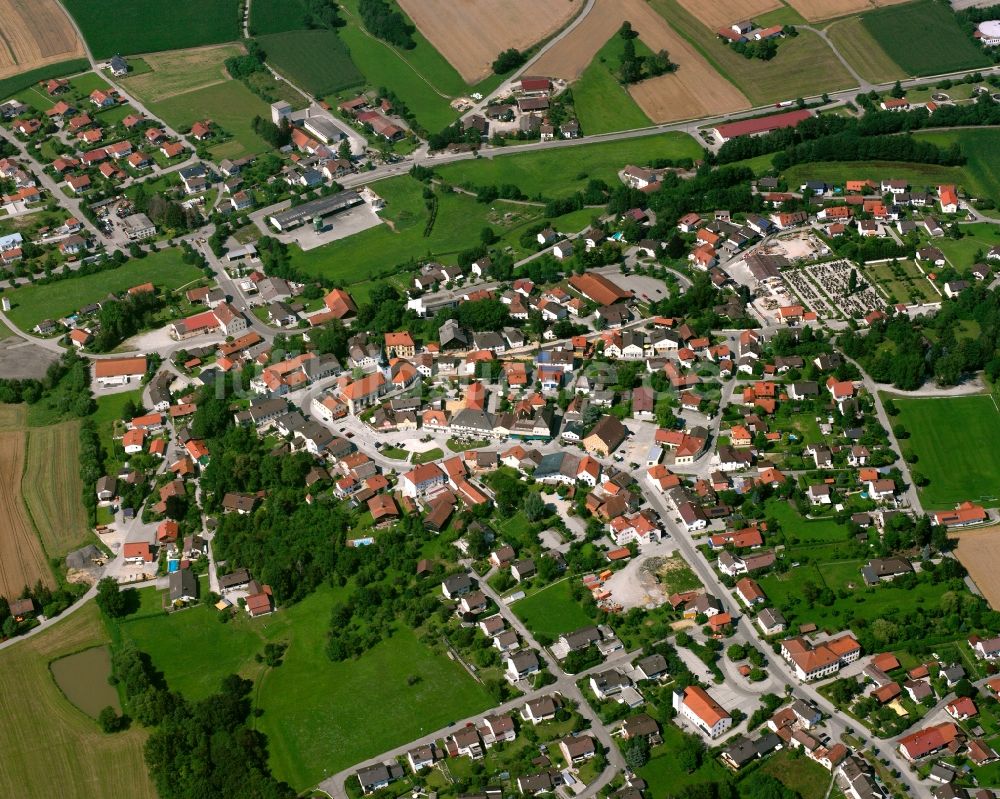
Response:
0,0,85,80
396,0,577,84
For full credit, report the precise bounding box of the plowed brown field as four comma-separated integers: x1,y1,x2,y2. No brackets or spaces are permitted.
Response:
786,0,913,22
676,0,782,30
398,0,579,83
0,429,53,599
533,0,749,122
954,526,1000,611
0,0,85,81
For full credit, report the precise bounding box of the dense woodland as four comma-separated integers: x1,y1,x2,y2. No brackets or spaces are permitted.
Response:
109,642,294,799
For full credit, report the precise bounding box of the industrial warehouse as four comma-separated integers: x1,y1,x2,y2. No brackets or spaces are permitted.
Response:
267,190,365,232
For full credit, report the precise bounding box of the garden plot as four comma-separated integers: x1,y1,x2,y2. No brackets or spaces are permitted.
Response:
803,259,882,320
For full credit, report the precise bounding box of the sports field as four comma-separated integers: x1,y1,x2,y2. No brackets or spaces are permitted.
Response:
826,16,905,84
0,422,53,600
23,422,89,557
119,43,245,104
119,584,495,789
0,604,156,799
62,0,240,59
533,0,750,122
149,80,273,160
435,132,702,198
647,0,855,105
397,0,578,83
257,30,363,96
513,579,594,638
861,0,990,77
573,35,653,134
893,395,1000,508
0,0,85,81
5,249,204,331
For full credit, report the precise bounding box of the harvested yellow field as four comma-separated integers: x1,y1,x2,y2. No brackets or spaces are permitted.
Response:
676,0,782,30
0,0,85,80
786,0,912,22
0,604,157,799
534,0,748,122
954,526,1000,611
122,43,245,103
398,0,580,83
24,421,89,558
0,429,53,600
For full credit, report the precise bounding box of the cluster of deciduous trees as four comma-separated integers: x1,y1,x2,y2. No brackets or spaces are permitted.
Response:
617,22,674,84
358,0,414,48
492,47,526,74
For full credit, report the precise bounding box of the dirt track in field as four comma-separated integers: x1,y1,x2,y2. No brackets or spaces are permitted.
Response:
0,0,85,81
785,0,913,22
954,526,1000,611
0,430,53,600
398,0,580,84
676,0,782,30
533,0,749,122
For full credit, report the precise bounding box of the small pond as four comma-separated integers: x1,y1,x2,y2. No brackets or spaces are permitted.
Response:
50,645,121,719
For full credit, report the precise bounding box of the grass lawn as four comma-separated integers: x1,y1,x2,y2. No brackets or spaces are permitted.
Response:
934,222,1000,270
149,81,274,161
118,596,266,700
333,0,474,131
913,129,1000,207
120,44,245,105
0,604,156,799
62,0,240,59
258,30,363,96
638,726,729,793
648,0,854,105
256,587,495,789
114,584,495,790
826,16,905,85
861,0,990,77
92,390,142,471
761,749,832,799
23,421,90,557
760,564,951,631
436,133,702,199
0,59,90,107
287,177,592,284
412,447,443,464
892,395,1000,508
765,497,850,545
513,579,593,638
573,34,653,135
5,249,204,330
